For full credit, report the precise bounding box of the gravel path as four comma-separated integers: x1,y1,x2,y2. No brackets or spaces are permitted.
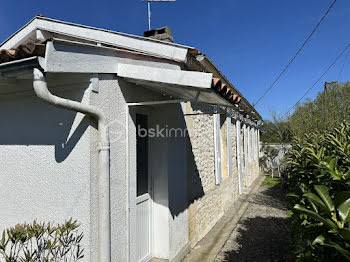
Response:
214,185,291,262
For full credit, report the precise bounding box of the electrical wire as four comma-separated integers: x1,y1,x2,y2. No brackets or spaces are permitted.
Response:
253,0,337,107
285,43,350,116
336,48,350,81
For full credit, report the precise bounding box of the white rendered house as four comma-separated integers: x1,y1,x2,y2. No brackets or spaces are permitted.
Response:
0,16,261,262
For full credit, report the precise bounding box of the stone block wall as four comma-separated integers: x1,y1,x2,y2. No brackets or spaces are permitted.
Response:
247,128,260,187
230,121,239,203
185,102,222,245
187,103,215,194
184,103,260,248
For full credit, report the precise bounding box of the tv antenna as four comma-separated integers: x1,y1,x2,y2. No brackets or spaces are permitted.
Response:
145,0,176,30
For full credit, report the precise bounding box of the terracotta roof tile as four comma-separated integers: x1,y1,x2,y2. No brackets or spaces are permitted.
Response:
0,44,45,64
211,77,241,105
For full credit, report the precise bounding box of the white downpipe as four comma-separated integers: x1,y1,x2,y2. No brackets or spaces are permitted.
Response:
125,104,130,262
33,68,111,262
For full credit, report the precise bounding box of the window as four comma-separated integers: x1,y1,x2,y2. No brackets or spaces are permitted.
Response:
136,114,149,197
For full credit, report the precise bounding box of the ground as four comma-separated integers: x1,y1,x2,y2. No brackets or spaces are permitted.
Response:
214,177,291,262
260,176,282,188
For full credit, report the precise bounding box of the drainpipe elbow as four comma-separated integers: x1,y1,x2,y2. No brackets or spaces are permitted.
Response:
33,68,110,151
33,68,57,105
33,67,111,261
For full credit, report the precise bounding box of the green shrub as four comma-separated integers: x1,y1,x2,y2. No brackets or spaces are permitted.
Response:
286,123,350,261
0,218,84,262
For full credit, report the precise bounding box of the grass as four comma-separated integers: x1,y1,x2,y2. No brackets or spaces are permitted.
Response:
261,176,282,187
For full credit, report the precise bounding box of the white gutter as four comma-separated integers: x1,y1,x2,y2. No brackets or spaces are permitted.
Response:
33,68,111,262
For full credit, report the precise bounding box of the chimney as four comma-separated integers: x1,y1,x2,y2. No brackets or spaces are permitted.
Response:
143,27,173,43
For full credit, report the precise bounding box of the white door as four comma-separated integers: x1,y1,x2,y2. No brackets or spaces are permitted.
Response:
136,113,152,262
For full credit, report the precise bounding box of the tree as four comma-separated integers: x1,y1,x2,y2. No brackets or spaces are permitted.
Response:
289,81,350,138
259,111,292,143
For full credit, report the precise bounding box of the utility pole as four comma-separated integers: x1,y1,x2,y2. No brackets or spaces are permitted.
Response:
145,0,176,31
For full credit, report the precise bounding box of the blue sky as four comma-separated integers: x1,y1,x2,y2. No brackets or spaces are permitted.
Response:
1,0,349,119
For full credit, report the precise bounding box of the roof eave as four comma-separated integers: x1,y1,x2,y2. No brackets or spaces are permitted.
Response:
0,16,190,63
0,56,42,79
186,50,262,121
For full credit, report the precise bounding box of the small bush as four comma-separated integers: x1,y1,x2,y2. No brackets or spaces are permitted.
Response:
0,218,84,262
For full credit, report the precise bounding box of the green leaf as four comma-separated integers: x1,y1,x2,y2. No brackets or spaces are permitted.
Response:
323,241,350,261
294,204,337,230
338,228,350,241
314,185,334,212
329,158,337,172
336,192,350,224
312,234,325,245
303,192,328,213
344,169,350,180
286,193,299,198
317,147,325,159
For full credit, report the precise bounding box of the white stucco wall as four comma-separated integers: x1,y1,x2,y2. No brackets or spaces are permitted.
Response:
167,105,189,261
149,107,170,259
0,76,92,261
88,75,130,262
146,104,189,260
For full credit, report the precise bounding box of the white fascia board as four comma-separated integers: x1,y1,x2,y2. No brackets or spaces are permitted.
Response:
117,63,213,90
1,18,189,62
43,40,181,73
1,19,39,49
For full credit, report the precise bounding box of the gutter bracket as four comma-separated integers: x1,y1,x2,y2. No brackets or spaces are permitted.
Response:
90,73,99,93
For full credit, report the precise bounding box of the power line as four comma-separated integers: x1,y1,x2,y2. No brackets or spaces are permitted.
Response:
337,48,350,81
285,43,350,116
253,0,337,107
